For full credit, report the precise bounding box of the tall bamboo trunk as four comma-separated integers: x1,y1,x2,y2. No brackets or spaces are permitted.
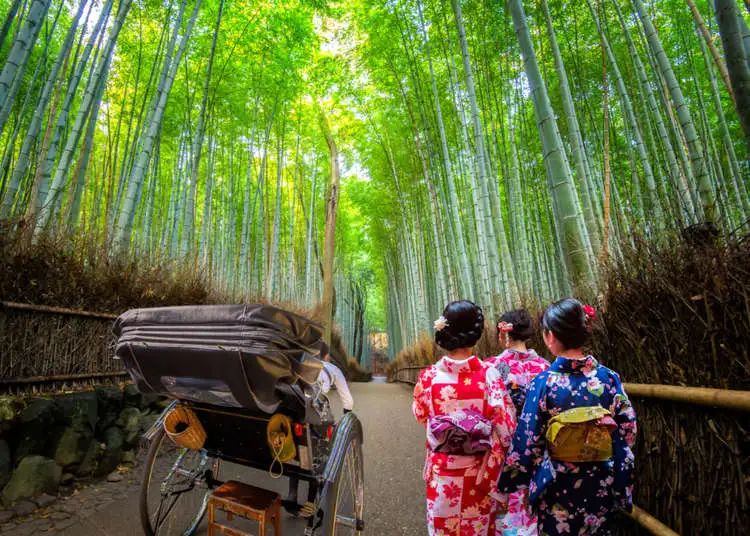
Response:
715,0,750,158
508,0,594,291
183,0,224,258
0,0,51,115
632,0,716,222
113,0,201,251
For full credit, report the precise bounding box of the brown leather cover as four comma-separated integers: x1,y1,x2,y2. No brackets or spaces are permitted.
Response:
112,304,327,414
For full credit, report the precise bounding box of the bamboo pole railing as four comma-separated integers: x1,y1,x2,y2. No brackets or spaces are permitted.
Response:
629,506,680,536
0,371,128,386
625,383,750,412
394,366,750,412
0,300,117,320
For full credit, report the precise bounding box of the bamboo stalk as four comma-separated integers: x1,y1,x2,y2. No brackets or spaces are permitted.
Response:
0,301,117,320
625,383,750,412
0,371,127,385
627,505,680,536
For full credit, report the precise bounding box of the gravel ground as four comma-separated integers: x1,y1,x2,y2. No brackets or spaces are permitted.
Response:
1,382,427,535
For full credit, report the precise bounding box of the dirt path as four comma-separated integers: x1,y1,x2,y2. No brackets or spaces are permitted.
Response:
1,383,426,536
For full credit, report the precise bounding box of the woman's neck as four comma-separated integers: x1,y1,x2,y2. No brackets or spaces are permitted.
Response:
558,348,585,359
446,347,473,360
508,341,527,353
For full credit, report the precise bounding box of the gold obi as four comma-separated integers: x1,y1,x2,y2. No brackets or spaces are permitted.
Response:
546,406,615,462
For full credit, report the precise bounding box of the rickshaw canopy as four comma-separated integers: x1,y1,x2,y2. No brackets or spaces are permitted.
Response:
113,304,327,414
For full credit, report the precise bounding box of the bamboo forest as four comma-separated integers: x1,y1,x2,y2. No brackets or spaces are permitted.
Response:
1,0,749,349
0,0,749,534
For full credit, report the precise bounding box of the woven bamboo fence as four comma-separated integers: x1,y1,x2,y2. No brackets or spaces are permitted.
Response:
0,301,125,393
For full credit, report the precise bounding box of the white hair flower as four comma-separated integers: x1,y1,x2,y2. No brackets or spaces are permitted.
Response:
433,315,449,331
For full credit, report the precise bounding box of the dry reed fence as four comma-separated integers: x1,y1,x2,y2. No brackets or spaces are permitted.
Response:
0,304,124,394
388,233,750,535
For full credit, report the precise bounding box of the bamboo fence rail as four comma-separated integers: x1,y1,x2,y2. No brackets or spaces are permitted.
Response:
0,300,117,320
395,365,750,412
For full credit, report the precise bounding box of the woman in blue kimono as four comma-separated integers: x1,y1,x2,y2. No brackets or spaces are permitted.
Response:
497,298,637,535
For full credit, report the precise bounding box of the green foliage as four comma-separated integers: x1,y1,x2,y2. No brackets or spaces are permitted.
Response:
0,0,747,354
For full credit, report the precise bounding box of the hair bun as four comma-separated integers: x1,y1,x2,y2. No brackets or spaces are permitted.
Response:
434,300,485,351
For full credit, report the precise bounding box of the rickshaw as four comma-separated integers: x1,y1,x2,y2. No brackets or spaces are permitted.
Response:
113,304,365,536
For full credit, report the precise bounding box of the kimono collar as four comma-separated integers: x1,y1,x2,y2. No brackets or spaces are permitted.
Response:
436,355,482,374
549,355,599,375
502,348,540,362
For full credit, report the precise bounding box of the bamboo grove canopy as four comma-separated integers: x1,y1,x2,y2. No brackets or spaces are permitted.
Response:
0,0,748,355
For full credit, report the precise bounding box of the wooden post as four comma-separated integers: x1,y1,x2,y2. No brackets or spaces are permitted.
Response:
318,103,340,346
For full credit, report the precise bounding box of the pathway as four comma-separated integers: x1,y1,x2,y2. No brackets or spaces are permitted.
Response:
1,383,427,535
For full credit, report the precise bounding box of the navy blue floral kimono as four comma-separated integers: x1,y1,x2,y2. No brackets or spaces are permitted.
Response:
497,356,637,535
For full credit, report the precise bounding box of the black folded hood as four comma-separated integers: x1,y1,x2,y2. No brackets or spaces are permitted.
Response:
112,304,327,413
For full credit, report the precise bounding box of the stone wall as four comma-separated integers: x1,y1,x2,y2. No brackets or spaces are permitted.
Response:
0,385,164,507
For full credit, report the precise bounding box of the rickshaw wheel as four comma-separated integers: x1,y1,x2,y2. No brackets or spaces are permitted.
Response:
139,427,220,536
319,412,365,535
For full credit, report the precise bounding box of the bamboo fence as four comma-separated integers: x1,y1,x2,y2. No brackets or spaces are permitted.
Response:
0,301,124,393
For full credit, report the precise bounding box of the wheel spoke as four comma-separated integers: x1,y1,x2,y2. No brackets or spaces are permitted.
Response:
142,430,218,536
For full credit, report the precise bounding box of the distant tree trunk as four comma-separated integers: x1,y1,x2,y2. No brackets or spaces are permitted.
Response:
266,125,285,298
715,0,750,157
318,104,339,347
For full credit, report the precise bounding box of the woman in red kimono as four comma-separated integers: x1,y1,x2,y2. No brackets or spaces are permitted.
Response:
413,300,516,536
485,309,549,536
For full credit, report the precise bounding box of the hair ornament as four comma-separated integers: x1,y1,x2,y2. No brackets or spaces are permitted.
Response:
498,321,514,333
433,315,449,331
583,304,597,322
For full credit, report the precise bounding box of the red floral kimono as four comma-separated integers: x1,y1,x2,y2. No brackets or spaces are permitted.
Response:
485,350,550,536
413,356,516,536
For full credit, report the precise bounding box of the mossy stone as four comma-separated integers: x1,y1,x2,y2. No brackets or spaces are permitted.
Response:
1,456,62,506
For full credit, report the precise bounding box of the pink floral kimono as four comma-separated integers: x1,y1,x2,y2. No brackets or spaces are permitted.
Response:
484,350,550,536
413,356,516,536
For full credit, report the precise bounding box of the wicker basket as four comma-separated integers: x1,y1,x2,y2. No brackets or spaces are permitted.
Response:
163,405,206,449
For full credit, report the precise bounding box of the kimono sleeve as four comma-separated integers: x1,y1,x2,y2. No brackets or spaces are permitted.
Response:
412,367,434,424
497,371,549,493
610,372,637,513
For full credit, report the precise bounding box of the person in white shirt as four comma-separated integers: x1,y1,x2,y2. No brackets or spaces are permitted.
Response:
317,355,354,412
284,354,354,517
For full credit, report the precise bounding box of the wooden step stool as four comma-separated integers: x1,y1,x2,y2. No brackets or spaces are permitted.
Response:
207,481,282,536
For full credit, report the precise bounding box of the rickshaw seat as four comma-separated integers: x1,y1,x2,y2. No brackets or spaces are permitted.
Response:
208,480,282,536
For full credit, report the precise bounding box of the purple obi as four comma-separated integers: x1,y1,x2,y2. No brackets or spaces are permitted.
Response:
426,409,492,455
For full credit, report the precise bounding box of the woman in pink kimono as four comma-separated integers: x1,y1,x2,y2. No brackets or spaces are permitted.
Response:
413,300,516,536
485,309,549,536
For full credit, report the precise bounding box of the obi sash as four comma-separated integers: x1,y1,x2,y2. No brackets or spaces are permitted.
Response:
545,406,617,462
427,409,492,455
